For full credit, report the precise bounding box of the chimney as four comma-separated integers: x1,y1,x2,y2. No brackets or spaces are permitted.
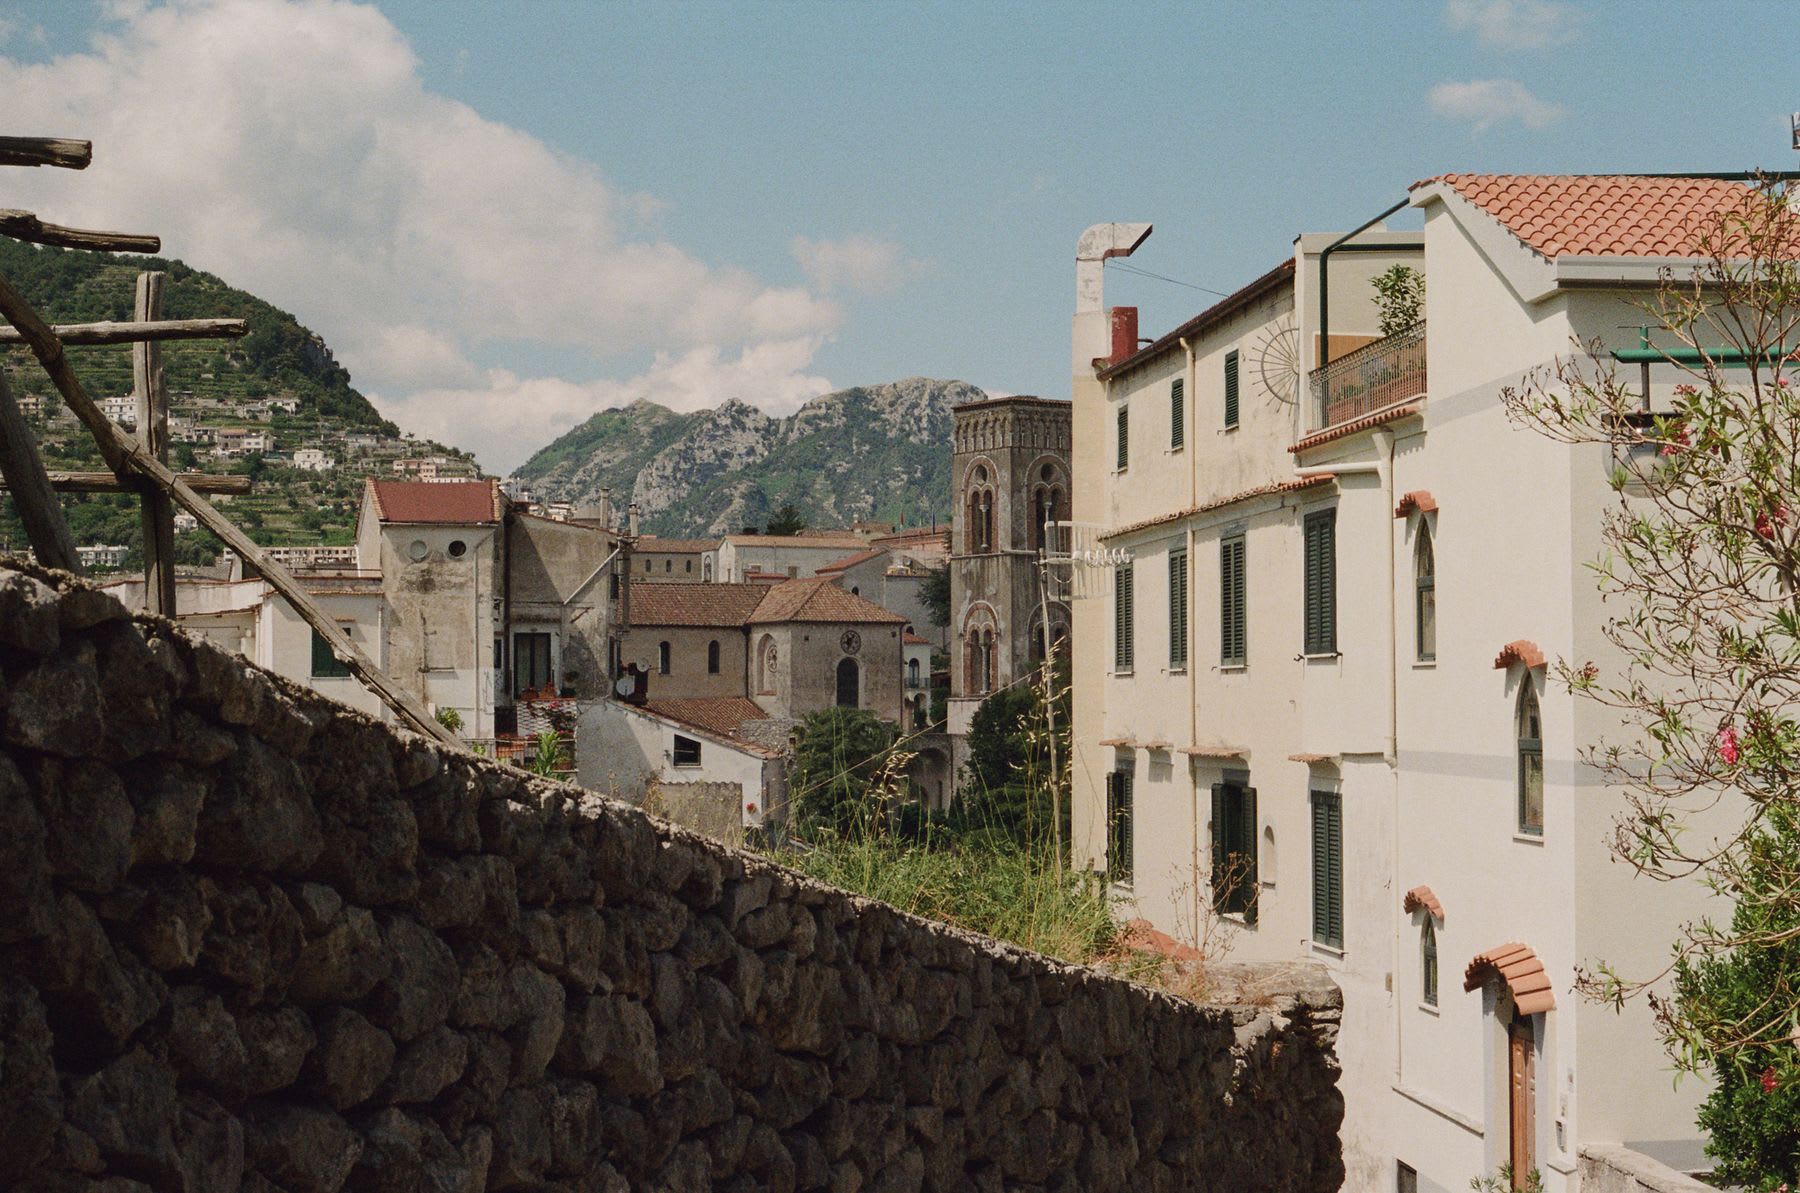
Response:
598,487,613,530
1109,306,1139,365
626,502,640,538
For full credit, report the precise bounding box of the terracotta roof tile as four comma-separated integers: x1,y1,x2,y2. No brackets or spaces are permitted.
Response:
902,631,931,645
1178,745,1248,759
1421,174,1761,260
1100,475,1334,541
640,697,776,747
1394,491,1438,519
1464,942,1555,1015
369,478,501,524
1403,886,1444,920
750,578,906,625
722,533,867,548
1288,403,1421,454
629,582,769,627
815,547,888,574
1493,640,1546,670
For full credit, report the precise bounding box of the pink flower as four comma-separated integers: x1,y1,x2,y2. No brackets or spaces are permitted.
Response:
1674,383,1698,397
1763,1065,1779,1093
1718,726,1741,766
1660,423,1691,457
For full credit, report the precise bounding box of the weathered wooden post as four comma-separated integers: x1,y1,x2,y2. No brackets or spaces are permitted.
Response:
134,271,175,614
0,367,80,571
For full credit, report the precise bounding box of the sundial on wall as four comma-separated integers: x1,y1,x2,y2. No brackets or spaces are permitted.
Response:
840,630,861,655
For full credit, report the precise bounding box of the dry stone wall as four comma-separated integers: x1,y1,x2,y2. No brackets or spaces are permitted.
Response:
0,556,1343,1193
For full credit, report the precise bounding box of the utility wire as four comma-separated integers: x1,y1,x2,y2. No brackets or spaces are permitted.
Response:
1104,259,1235,300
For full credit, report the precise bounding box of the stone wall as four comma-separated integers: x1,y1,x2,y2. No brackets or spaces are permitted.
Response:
1579,1145,1712,1193
654,781,747,848
0,556,1343,1192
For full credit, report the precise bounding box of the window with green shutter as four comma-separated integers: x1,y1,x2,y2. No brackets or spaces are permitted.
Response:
1311,790,1343,948
1224,350,1240,428
1107,769,1134,882
1220,535,1246,666
1117,404,1129,470
1114,562,1135,672
1170,378,1185,449
1210,781,1258,921
1169,549,1188,669
1303,508,1337,655
310,628,351,678
1421,919,1438,1006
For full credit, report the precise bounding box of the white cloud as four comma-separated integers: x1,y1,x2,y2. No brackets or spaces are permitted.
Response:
1444,0,1584,50
379,336,834,472
1429,79,1567,131
0,0,843,472
791,234,924,295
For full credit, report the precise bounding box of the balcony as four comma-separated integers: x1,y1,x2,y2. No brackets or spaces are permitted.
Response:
1308,322,1426,431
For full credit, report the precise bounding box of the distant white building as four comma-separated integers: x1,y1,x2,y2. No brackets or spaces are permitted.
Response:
293,448,334,472
98,396,137,429
173,511,198,533
213,428,272,457
76,544,129,570
268,396,301,415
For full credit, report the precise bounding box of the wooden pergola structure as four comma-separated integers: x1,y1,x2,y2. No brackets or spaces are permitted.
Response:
0,135,458,746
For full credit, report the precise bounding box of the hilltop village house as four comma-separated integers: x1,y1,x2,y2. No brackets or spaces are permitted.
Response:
1068,178,1754,1191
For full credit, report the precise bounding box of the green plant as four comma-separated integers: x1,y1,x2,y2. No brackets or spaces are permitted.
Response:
1469,1166,1542,1193
434,707,463,734
764,502,807,536
790,707,901,838
1372,264,1425,338
922,563,951,628
527,731,568,777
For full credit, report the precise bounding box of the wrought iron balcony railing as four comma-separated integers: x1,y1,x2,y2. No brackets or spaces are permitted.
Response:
1308,321,1426,431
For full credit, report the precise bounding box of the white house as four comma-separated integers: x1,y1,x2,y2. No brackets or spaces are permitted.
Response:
293,447,334,472
1067,177,1756,1191
714,532,870,582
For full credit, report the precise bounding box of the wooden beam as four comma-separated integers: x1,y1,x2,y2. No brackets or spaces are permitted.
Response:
0,138,92,170
0,318,248,346
0,271,460,748
0,368,80,572
0,210,160,254
135,272,175,616
30,471,252,495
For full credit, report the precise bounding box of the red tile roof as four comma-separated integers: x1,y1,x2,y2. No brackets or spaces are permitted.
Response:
640,697,775,747
1464,942,1554,1015
629,582,769,627
815,547,888,575
1097,259,1297,380
1403,886,1444,920
368,478,501,524
751,577,906,625
722,533,867,548
1394,491,1438,519
1421,174,1760,260
902,631,930,645
1493,640,1546,670
1100,475,1335,541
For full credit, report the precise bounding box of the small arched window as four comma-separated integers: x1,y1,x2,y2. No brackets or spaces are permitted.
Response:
1415,523,1436,662
707,640,720,674
907,658,920,686
1421,919,1439,1006
658,641,671,676
1517,683,1543,835
835,657,860,708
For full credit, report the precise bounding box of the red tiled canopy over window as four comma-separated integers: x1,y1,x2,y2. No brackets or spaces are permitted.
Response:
1403,886,1444,920
1492,640,1545,670
1464,942,1555,1015
1394,491,1438,519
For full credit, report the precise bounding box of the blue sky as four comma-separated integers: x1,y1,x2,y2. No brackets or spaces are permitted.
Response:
7,1,1800,472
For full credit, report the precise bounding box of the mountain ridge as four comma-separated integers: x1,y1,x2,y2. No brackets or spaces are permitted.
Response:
511,377,991,535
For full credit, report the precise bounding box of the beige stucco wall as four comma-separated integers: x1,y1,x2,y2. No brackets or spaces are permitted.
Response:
619,624,748,701
375,521,500,736
506,514,617,700
751,621,903,725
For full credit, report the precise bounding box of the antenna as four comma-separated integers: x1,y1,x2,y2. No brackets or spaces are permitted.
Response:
1791,112,1800,152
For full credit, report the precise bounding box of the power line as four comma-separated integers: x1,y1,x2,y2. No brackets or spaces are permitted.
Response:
1104,260,1235,300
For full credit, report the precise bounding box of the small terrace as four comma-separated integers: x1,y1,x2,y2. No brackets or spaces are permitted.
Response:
1307,321,1426,431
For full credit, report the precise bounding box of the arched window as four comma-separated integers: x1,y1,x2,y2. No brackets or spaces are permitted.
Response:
907,657,920,687
836,657,860,708
658,641,671,676
985,630,998,694
1517,683,1543,835
1415,523,1436,662
755,634,777,694
707,640,720,674
1421,919,1439,1006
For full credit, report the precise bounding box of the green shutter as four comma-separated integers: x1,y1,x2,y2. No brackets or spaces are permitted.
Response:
1169,549,1188,668
1210,782,1226,908
1303,510,1336,654
1224,351,1240,428
1241,786,1259,924
1221,536,1246,665
1310,791,1343,947
1170,378,1185,449
1114,563,1134,672
1117,405,1129,470
311,628,350,678
1108,770,1134,881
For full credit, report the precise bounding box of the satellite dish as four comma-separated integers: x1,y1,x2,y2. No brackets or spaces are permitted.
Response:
613,674,634,698
1249,316,1302,406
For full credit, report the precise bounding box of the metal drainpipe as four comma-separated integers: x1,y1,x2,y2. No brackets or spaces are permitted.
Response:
1317,199,1408,370
1372,426,1402,1083
1179,334,1199,931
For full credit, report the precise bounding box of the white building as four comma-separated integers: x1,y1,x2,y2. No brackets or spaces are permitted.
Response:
98,395,137,429
715,532,870,582
293,447,334,472
76,543,129,570
1068,177,1753,1191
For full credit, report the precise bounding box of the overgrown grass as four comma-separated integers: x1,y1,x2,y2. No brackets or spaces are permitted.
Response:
786,827,1119,967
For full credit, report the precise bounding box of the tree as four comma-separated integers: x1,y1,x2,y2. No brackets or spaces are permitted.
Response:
1372,264,1425,338
1501,177,1800,1184
921,563,951,628
765,502,807,536
956,654,1069,848
789,707,901,838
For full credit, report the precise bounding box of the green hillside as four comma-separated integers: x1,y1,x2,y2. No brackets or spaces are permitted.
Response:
0,240,472,569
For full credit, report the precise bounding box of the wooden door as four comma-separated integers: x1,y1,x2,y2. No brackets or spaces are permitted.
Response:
1508,1018,1535,1186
